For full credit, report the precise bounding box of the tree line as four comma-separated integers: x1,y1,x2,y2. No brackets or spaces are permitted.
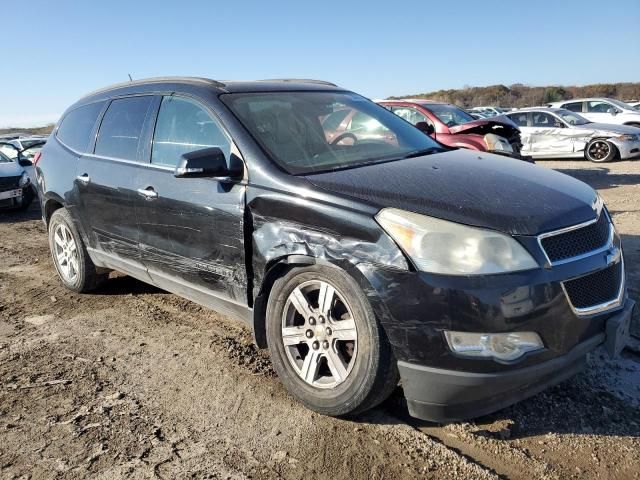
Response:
388,83,640,108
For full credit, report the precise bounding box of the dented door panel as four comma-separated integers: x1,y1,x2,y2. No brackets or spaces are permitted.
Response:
136,168,248,304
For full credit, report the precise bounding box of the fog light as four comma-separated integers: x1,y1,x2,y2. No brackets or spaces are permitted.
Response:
443,331,544,362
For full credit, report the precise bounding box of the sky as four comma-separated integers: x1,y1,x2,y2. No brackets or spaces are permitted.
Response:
1,0,639,127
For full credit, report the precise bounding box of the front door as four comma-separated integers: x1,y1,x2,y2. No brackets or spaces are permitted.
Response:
75,95,155,278
582,100,620,124
528,111,574,156
135,95,248,307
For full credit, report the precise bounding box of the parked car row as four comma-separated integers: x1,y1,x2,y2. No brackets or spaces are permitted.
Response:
33,77,633,423
382,98,640,163
0,135,46,210
377,100,525,159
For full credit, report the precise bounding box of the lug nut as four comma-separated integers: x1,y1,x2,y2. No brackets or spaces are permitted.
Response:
325,327,332,336
305,329,313,338
312,341,320,350
309,317,316,325
322,341,329,349
319,316,325,324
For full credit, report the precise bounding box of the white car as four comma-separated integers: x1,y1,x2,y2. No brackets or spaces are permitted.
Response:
506,107,640,162
548,98,640,128
470,106,510,117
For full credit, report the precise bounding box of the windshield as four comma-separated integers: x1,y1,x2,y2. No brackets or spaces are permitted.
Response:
426,104,476,127
607,98,634,110
222,91,443,174
555,109,591,126
21,139,45,149
0,150,13,163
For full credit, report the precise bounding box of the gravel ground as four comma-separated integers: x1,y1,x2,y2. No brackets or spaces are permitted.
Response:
0,159,639,479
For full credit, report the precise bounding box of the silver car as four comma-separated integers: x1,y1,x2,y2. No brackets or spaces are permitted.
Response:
506,108,640,162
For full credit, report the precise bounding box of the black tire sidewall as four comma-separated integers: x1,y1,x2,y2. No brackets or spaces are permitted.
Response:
48,209,91,292
266,264,382,416
585,139,617,162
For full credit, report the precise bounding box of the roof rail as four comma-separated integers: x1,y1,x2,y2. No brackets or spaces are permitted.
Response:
80,76,226,100
258,78,337,87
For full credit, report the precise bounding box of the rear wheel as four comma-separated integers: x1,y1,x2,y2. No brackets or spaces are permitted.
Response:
48,208,108,292
266,264,398,417
585,139,617,162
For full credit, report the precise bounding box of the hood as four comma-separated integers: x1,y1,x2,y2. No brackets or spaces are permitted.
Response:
574,122,640,135
0,160,23,178
304,149,598,236
448,116,520,137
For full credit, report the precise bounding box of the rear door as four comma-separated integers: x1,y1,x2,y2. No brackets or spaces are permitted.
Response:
135,95,248,308
75,95,155,278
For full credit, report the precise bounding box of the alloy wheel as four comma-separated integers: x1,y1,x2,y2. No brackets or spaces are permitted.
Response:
587,140,610,161
281,280,358,389
53,224,79,283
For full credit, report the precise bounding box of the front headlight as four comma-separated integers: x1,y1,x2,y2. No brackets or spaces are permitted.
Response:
375,208,538,275
616,134,638,142
18,172,30,187
484,133,513,153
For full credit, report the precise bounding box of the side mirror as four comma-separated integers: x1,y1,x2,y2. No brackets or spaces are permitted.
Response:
554,121,565,128
18,157,33,167
607,107,619,115
174,147,243,180
415,121,435,135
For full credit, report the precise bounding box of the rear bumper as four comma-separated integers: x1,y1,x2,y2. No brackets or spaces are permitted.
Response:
398,299,634,422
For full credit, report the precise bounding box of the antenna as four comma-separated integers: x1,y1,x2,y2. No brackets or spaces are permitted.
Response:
128,74,133,82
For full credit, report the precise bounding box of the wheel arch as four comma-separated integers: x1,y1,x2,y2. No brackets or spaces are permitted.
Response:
43,195,65,226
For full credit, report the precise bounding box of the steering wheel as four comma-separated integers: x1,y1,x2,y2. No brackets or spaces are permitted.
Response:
331,132,358,146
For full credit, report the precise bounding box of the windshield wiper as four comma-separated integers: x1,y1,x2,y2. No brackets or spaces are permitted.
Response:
402,147,445,159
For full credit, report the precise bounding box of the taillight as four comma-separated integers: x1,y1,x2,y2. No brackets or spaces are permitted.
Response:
33,151,42,166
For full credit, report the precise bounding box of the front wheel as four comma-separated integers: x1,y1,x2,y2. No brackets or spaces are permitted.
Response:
266,264,398,417
585,139,617,162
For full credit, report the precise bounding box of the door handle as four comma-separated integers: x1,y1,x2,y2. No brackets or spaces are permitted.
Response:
137,187,158,200
76,174,90,184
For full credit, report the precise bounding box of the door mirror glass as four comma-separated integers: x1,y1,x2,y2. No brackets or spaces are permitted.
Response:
415,121,435,135
18,157,33,167
174,147,242,179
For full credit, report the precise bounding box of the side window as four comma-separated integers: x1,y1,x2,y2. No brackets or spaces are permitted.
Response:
587,101,617,113
56,102,105,152
531,112,557,127
508,113,529,127
95,96,153,160
562,102,583,112
151,96,231,168
391,107,431,126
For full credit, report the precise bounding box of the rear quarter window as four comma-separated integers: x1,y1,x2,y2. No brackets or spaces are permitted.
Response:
56,102,105,152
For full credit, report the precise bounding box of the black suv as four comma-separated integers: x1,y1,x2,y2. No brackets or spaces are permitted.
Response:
35,77,634,421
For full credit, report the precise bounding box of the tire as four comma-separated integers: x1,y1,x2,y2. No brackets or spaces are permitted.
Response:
17,187,34,211
48,208,108,292
584,138,617,163
266,264,399,417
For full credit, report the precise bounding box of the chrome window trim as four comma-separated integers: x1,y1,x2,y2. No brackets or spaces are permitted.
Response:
561,254,625,317
536,199,613,266
82,153,175,171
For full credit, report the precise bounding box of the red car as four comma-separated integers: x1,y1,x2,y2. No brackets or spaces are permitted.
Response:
377,100,525,159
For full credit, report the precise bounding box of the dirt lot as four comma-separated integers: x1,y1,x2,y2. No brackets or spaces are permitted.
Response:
1,159,639,480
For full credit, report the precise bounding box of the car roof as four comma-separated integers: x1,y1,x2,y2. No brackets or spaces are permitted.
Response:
77,76,344,104
511,107,566,113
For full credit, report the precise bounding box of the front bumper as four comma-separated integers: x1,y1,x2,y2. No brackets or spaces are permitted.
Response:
612,138,640,160
0,186,31,209
398,299,634,422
